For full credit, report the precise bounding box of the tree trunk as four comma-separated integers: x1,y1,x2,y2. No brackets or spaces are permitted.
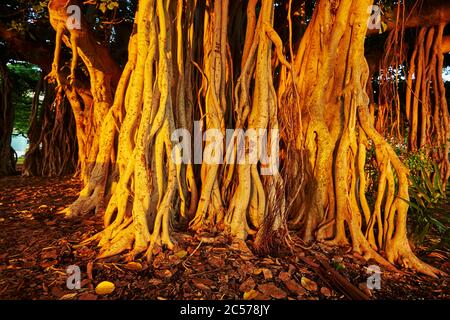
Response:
47,0,121,184
405,24,449,182
279,0,444,277
61,0,444,277
23,76,78,177
0,60,15,176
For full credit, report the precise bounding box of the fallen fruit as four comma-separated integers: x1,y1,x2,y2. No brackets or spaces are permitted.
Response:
95,281,115,295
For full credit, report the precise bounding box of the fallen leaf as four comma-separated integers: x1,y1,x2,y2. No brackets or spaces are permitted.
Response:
239,277,256,292
258,283,287,299
192,278,210,291
41,249,58,260
148,278,163,286
254,292,271,300
87,261,94,280
78,292,98,300
301,276,318,291
95,281,115,295
243,290,259,300
163,269,173,278
284,279,306,295
124,261,143,271
262,268,273,280
59,293,77,300
174,250,188,259
278,271,291,282
253,268,265,275
208,255,225,268
320,287,332,297
154,269,173,278
51,286,65,298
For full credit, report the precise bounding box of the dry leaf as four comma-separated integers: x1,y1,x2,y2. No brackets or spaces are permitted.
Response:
41,249,57,260
258,283,287,299
301,276,318,291
124,261,143,271
278,271,291,282
239,277,256,292
148,278,163,286
78,292,98,300
284,279,306,295
243,290,259,300
59,293,77,300
262,268,273,280
192,278,210,291
320,287,332,297
175,250,188,259
95,281,115,295
208,255,225,268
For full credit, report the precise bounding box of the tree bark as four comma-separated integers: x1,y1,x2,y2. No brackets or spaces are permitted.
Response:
279,0,444,277
0,60,15,176
47,0,121,183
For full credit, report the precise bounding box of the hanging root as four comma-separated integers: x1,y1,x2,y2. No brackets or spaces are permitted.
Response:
69,0,187,263
358,105,446,277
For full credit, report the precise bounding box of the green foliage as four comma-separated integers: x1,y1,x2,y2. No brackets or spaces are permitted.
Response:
7,61,41,135
403,156,449,249
332,261,345,271
404,149,433,173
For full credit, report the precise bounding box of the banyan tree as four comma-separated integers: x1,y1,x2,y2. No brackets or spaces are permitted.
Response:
1,0,447,278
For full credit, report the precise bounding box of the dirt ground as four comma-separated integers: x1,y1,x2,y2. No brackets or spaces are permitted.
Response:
0,175,449,300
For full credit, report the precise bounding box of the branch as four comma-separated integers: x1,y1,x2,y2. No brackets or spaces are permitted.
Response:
48,0,121,87
0,22,52,72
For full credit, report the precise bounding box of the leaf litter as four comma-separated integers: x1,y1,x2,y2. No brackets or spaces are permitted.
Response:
0,175,449,300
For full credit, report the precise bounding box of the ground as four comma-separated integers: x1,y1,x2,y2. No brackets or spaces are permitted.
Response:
0,175,449,300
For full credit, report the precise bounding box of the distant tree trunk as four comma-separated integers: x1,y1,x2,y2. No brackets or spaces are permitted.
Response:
0,60,16,176
405,24,449,182
23,75,78,176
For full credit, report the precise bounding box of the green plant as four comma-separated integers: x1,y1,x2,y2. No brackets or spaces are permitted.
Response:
403,162,449,249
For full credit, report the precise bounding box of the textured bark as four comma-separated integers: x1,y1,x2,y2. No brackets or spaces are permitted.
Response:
59,0,444,277
279,0,444,277
0,21,79,177
0,60,15,176
23,76,78,177
67,0,189,261
189,0,228,231
47,0,121,182
405,24,449,183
